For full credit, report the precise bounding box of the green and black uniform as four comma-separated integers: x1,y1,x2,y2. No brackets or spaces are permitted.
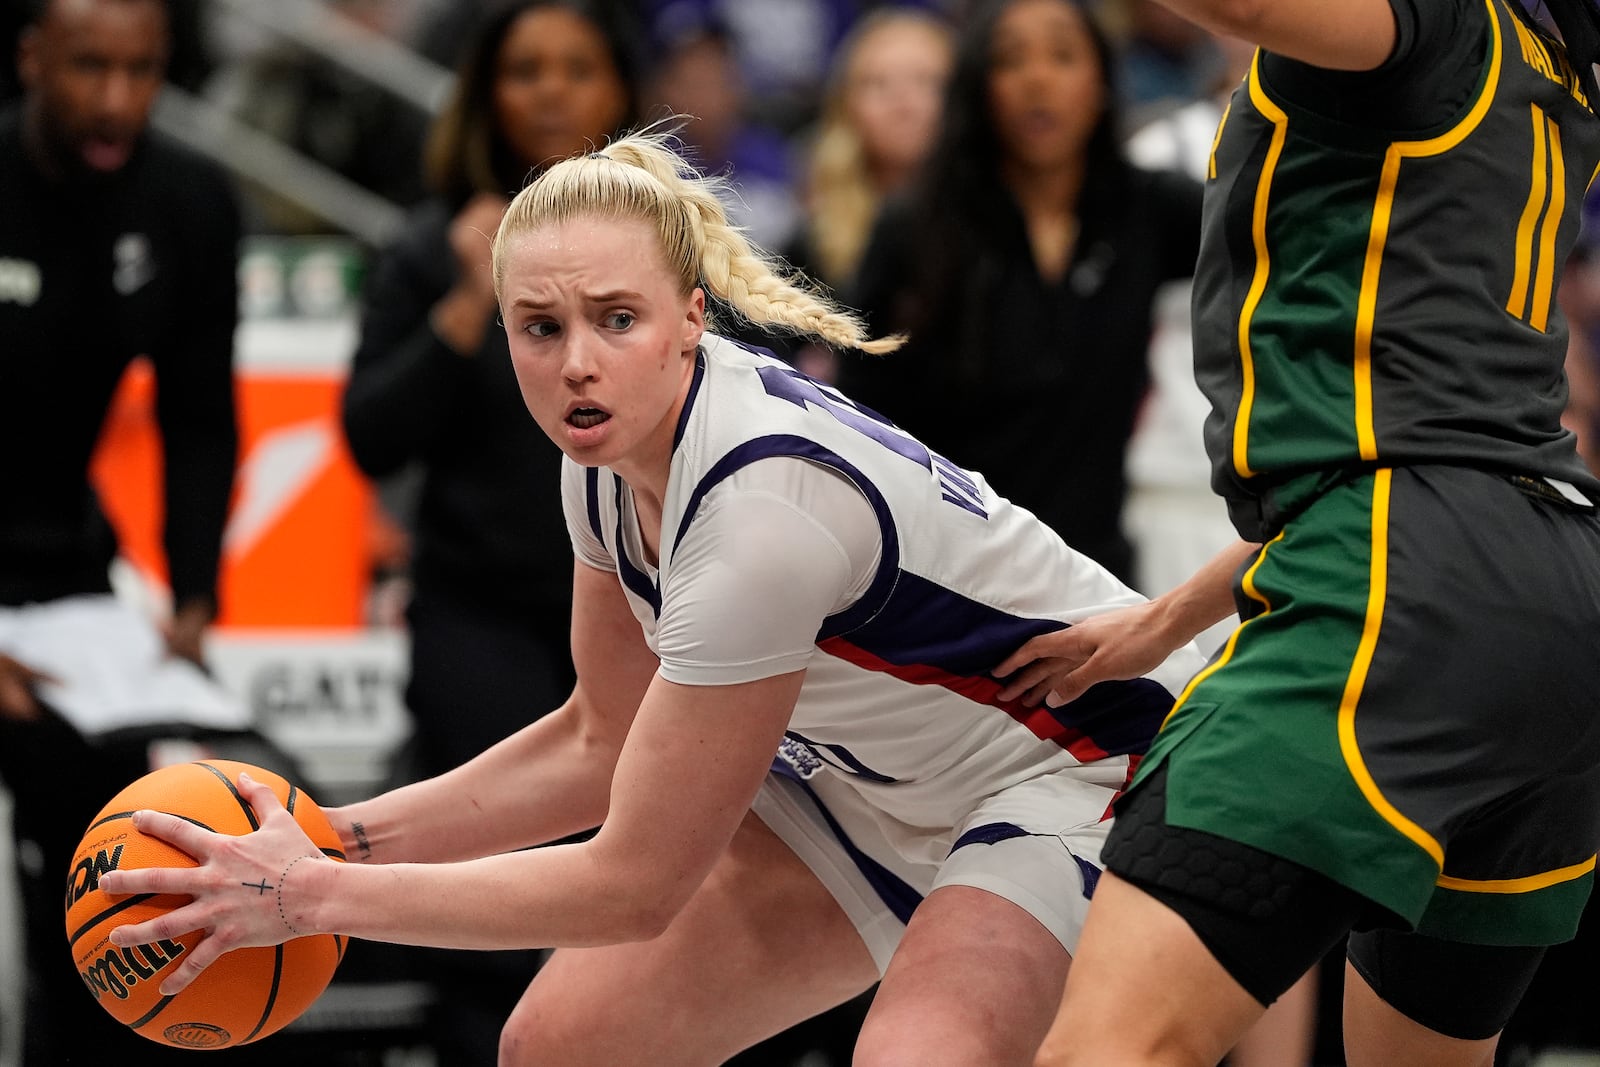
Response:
1118,0,1600,950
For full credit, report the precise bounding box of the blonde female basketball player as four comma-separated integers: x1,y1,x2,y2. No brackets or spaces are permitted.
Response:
98,126,1204,1066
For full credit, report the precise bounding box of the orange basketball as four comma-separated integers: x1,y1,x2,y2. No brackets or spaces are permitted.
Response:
63,759,347,1049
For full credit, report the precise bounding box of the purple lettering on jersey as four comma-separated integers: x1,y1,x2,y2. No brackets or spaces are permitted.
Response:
756,364,929,465
785,729,898,783
755,365,988,519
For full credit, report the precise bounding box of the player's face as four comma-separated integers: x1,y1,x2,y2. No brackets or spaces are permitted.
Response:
18,0,168,176
494,6,629,171
500,216,705,477
986,0,1105,172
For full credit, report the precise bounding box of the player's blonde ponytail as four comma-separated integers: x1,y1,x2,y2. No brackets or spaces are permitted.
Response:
492,122,904,354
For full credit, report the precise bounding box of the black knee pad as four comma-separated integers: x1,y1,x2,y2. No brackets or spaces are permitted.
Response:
1347,927,1547,1040
1103,762,1372,1006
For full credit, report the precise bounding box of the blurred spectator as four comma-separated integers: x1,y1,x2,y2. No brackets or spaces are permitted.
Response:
4,0,208,101
0,0,245,1060
644,0,865,131
784,5,952,380
645,13,802,251
338,2,642,1061
841,0,1203,584
794,5,953,289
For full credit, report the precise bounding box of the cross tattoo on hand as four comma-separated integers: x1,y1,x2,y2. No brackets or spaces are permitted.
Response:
243,878,272,895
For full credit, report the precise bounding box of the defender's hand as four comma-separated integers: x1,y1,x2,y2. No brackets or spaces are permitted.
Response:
994,601,1175,708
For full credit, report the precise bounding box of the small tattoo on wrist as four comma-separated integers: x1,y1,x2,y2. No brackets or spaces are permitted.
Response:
276,856,312,937
351,820,372,859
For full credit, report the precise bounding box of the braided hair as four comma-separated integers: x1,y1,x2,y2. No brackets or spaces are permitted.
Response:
491,122,904,354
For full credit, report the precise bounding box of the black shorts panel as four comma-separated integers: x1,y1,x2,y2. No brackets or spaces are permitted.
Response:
1104,762,1380,1005
1347,927,1546,1040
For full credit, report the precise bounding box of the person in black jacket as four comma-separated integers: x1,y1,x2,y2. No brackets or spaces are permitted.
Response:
839,0,1202,584
0,0,241,1061
338,4,642,1063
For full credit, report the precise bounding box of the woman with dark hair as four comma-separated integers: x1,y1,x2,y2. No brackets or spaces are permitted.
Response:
840,0,1203,584
338,4,641,1062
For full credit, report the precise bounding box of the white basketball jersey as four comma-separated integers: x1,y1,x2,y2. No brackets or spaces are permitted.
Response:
563,334,1206,867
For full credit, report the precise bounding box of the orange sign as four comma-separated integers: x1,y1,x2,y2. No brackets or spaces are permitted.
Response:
90,352,376,629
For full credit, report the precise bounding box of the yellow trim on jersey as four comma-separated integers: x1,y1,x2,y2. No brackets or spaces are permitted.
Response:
1209,96,1233,182
1159,534,1282,731
1353,0,1505,461
1509,3,1555,78
1232,56,1289,480
1531,116,1566,331
1436,854,1597,894
1508,105,1550,321
1337,469,1446,869
1509,107,1569,331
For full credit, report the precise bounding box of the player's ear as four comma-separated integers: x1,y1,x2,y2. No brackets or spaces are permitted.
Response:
682,287,706,351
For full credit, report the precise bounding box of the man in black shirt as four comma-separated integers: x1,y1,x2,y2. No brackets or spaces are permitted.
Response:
0,0,240,1060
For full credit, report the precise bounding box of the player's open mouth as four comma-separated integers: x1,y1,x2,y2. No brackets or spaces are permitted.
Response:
568,408,610,429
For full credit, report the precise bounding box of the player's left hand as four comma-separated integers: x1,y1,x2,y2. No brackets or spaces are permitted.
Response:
993,600,1175,707
97,771,335,996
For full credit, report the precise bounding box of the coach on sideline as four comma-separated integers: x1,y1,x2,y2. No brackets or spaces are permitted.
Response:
0,0,242,1061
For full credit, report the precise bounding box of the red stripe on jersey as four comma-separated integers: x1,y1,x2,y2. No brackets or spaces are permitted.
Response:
817,635,1111,763
1103,753,1142,821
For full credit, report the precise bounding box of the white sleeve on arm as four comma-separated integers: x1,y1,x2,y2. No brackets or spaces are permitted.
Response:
655,458,883,686
561,458,615,572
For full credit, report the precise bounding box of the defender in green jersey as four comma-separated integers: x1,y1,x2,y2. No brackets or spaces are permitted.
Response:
1001,0,1600,1064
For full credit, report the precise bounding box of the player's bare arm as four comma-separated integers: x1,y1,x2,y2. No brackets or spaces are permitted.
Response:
99,663,805,995
1154,0,1398,70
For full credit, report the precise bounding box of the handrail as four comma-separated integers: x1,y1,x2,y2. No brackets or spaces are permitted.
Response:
203,0,452,115
153,84,408,247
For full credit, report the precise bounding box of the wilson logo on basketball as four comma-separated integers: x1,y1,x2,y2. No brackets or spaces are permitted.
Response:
64,842,125,910
79,938,187,1001
163,1022,232,1048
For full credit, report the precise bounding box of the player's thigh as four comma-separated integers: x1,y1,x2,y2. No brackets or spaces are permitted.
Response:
499,808,879,1067
1343,927,1548,1065
1038,872,1265,1067
854,884,1069,1067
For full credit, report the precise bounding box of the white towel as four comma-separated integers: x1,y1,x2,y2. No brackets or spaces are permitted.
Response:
0,595,250,738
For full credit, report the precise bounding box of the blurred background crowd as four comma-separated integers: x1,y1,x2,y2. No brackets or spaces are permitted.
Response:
1,0,1598,1064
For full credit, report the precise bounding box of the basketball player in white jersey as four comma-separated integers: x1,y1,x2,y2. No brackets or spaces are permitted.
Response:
98,126,1205,1066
